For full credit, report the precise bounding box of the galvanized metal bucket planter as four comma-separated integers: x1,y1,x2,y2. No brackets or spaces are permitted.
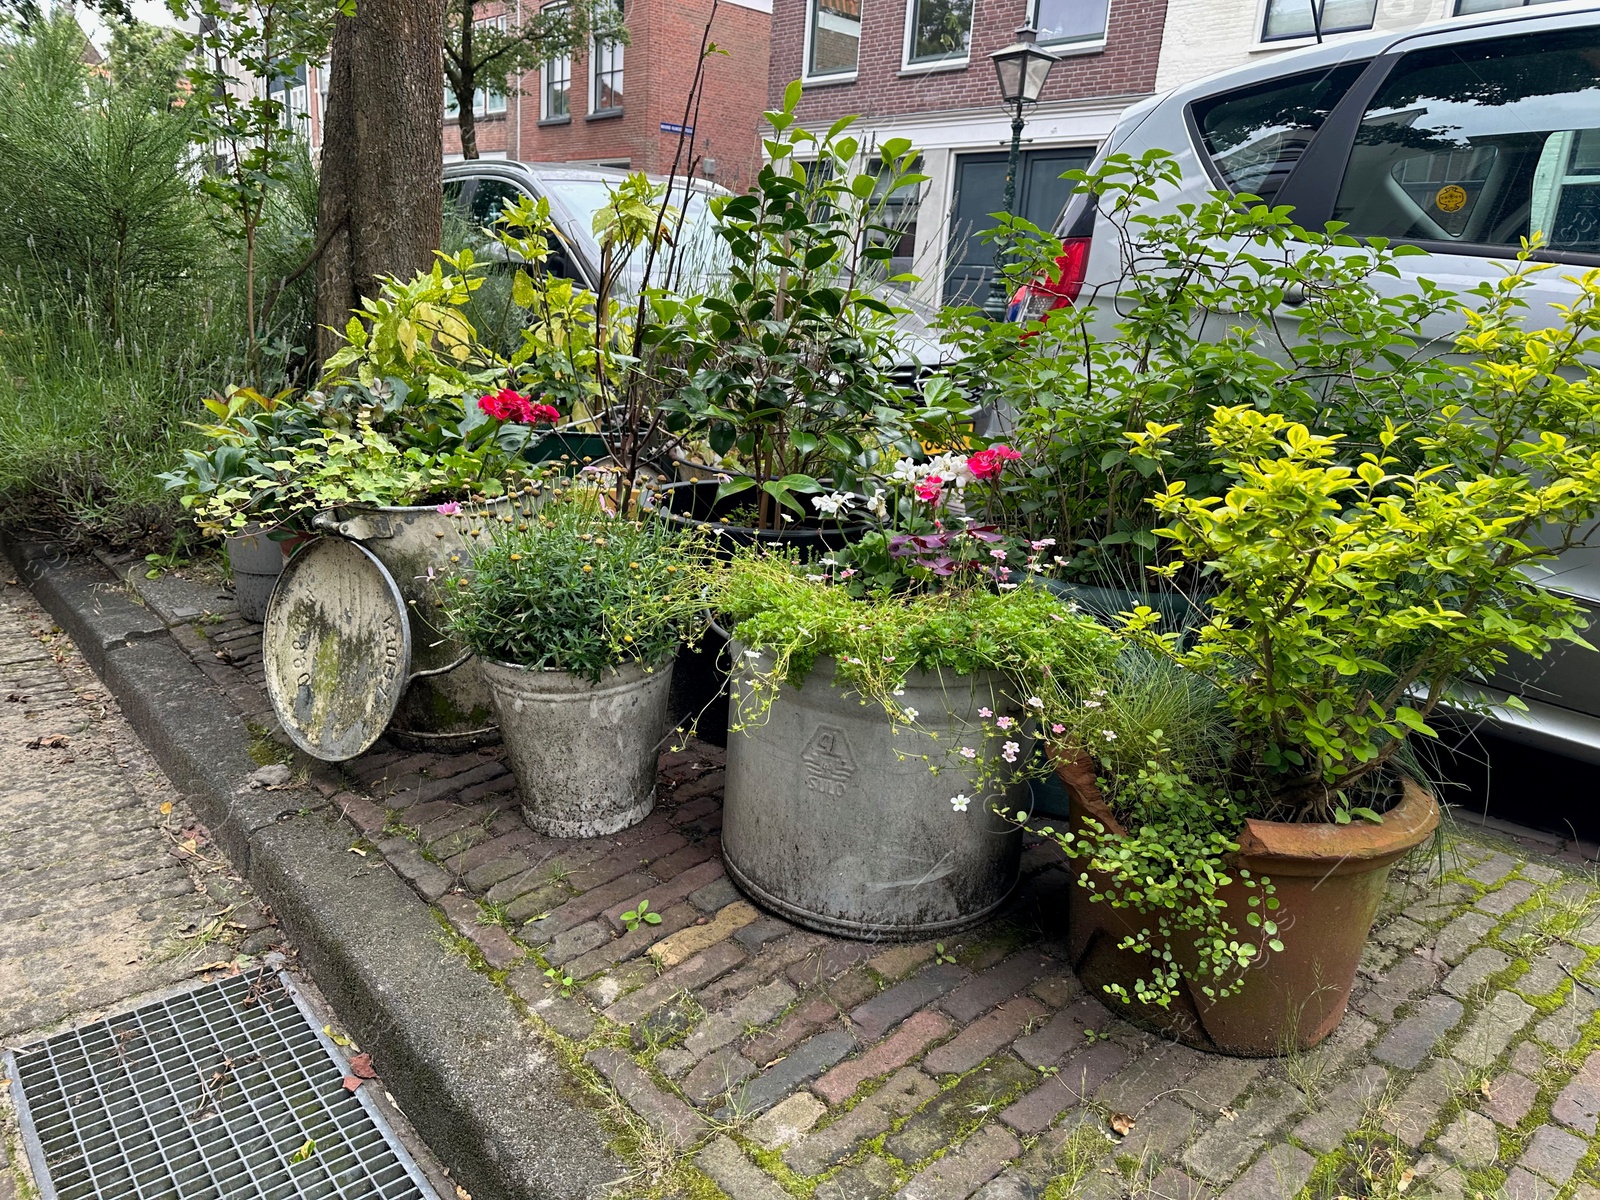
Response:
308,500,507,752
723,644,1027,940
226,528,286,623
479,657,673,837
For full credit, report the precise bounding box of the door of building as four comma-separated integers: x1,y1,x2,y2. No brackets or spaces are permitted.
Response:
943,147,1093,307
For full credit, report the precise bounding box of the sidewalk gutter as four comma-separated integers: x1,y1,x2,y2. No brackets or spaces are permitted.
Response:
4,537,626,1200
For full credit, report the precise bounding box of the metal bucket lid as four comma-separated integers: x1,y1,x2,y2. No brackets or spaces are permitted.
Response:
263,537,413,762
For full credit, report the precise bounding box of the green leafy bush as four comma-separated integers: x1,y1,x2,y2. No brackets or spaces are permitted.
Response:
446,492,714,681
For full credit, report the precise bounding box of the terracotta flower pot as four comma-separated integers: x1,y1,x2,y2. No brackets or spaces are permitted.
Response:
1054,757,1440,1056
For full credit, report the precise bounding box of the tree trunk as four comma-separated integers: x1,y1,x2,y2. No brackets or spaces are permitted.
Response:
315,0,445,367
458,99,479,159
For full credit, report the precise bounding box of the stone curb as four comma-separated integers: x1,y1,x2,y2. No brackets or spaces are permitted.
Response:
4,537,625,1200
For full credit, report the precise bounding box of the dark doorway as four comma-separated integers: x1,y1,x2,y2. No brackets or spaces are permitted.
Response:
943,146,1093,306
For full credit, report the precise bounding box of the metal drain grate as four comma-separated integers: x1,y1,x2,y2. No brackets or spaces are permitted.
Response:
4,971,441,1200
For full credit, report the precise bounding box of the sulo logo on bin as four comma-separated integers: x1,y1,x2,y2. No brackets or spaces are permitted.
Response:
802,725,858,797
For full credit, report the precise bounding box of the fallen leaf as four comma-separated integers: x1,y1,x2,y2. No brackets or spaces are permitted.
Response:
1479,1079,1493,1101
348,1053,377,1079
1109,1112,1136,1137
1219,1106,1238,1121
347,845,368,857
25,733,69,749
290,1138,315,1164
342,1075,362,1092
1397,1167,1416,1194
455,1187,472,1200
160,802,174,816
324,1025,353,1048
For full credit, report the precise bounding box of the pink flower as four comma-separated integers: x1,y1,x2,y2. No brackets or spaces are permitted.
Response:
996,715,1015,730
1001,741,1020,763
1050,723,1066,734
915,477,944,504
989,548,1008,561
435,502,462,515
978,707,994,718
966,444,1022,481
959,747,977,759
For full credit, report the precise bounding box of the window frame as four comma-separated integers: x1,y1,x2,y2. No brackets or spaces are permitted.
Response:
541,55,572,121
1452,0,1547,15
1030,0,1111,53
1256,0,1380,46
900,0,973,73
589,31,624,113
801,0,861,85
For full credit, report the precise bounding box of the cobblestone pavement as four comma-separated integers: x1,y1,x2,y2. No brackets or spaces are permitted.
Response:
117,551,1600,1200
0,577,287,1197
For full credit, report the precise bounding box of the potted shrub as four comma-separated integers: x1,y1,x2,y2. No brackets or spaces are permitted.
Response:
1038,259,1600,1054
445,493,714,836
714,449,1115,938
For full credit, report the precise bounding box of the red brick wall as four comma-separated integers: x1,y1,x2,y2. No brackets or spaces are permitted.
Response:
768,0,1167,121
442,0,770,190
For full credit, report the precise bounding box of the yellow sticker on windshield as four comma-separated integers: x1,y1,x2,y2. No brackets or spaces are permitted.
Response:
1435,185,1468,214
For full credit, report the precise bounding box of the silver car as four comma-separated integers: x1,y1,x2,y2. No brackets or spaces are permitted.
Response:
1013,1,1600,765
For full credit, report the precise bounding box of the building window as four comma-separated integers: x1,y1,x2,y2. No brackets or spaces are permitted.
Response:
806,0,860,79
1032,0,1110,46
1261,0,1379,41
543,54,571,118
905,0,972,65
591,37,623,111
1455,0,1564,10
476,85,507,116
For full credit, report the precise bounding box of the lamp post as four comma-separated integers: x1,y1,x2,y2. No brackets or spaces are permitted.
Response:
983,24,1059,318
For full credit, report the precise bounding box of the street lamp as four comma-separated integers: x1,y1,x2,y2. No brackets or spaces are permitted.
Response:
983,24,1059,318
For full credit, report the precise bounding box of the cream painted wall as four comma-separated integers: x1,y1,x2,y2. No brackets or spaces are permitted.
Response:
1153,0,1453,93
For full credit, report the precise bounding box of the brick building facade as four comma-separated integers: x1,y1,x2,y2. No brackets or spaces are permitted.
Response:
768,0,1170,308
303,0,772,192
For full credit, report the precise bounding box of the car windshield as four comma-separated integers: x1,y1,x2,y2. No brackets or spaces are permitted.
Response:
539,178,730,289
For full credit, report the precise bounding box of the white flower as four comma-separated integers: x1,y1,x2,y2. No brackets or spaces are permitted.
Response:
1026,696,1044,709
1083,699,1102,709
959,746,977,759
1002,741,1021,763
1102,729,1118,741
891,458,921,484
1090,688,1108,698
805,573,827,582
893,688,906,697
744,649,762,658
950,794,971,812
901,707,919,723
1031,538,1057,550
867,488,889,519
812,492,855,517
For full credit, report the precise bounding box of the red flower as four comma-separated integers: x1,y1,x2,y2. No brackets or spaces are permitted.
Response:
527,403,561,425
915,477,944,504
478,388,526,421
966,444,1022,481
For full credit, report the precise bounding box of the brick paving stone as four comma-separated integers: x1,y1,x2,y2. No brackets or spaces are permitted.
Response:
816,1156,902,1200
376,839,453,900
436,893,522,970
1465,852,1517,885
1519,1125,1588,1185
867,943,938,982
464,853,534,892
696,1135,790,1200
336,792,388,833
851,964,971,1041
1013,998,1112,1068
698,934,825,1009
938,952,1055,1023
1432,911,1496,965
1094,1041,1204,1114
564,902,701,977
605,939,748,1024
1534,982,1600,1051
1477,878,1537,916
718,1028,858,1119
1290,1065,1388,1153
566,848,657,893
651,899,760,968
1218,1145,1314,1200
816,1010,954,1105
1442,946,1512,998
1436,1110,1500,1171
505,880,575,924
785,1067,939,1176
1503,1167,1560,1200
683,1044,758,1106
389,761,507,808
889,1058,1038,1164
644,837,719,882
1384,1058,1463,1148
585,1047,707,1149
511,976,597,1039
602,857,725,930
543,918,611,966
1354,954,1447,1023
924,997,1047,1076
1000,1042,1131,1135
1027,971,1083,1009
1373,994,1464,1068
746,997,839,1067
1483,1070,1540,1127
749,1092,827,1150
1450,989,1535,1068
1375,915,1431,953
531,870,653,936
1182,1081,1305,1183
896,1123,1021,1200
449,828,539,877
736,917,792,952
789,943,876,989
1516,944,1586,998
1179,1056,1265,1115
675,978,799,1069
1149,1167,1216,1200
1553,1055,1600,1134
1117,1097,1205,1164
689,875,741,913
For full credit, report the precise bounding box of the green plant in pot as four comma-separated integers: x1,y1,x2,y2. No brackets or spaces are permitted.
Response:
446,490,715,836
714,449,1116,938
1040,256,1600,1055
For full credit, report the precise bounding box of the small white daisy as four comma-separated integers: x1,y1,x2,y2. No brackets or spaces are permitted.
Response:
950,794,971,812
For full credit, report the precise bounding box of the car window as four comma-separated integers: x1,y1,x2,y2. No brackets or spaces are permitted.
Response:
469,179,527,228
1191,62,1369,201
538,178,728,287
1332,27,1600,256
443,178,471,215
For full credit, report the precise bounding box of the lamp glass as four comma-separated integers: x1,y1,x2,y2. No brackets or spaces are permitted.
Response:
993,53,1025,102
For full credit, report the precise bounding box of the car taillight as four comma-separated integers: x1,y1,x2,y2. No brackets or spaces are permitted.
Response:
1008,235,1091,323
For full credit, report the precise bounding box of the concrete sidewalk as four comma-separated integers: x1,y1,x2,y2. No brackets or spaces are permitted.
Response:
21,541,1600,1200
